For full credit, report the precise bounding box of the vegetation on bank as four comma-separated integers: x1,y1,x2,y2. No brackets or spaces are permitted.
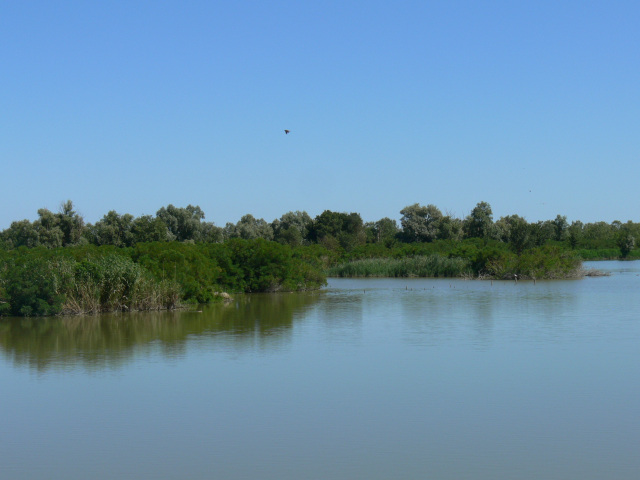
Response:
0,252,180,316
328,255,472,278
0,240,326,317
327,243,582,280
1,200,638,260
1,200,637,316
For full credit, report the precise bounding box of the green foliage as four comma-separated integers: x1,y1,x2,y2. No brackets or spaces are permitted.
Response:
482,246,582,279
464,201,495,239
575,248,620,260
448,239,508,275
3,200,638,263
57,200,86,246
552,215,569,241
223,238,325,292
228,214,274,241
67,255,180,313
309,210,366,251
2,254,65,316
328,255,471,278
567,221,583,249
87,211,135,247
495,215,533,253
437,215,463,241
0,201,84,249
0,239,328,316
292,244,340,270
0,249,180,316
131,242,223,303
130,215,172,243
365,217,399,245
156,204,203,241
4,199,640,310
2,220,41,248
399,203,443,242
272,211,312,246
133,240,326,297
617,232,636,258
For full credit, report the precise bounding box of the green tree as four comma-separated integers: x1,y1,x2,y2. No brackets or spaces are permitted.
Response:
495,215,534,254
2,220,40,248
2,255,66,316
464,201,495,239
582,221,614,249
365,217,399,245
131,215,172,243
552,215,569,241
437,215,463,241
57,200,85,246
272,211,312,246
617,232,636,258
510,217,535,254
88,211,135,247
156,204,206,241
567,221,583,249
231,214,274,240
399,203,443,242
35,208,64,248
309,210,365,251
531,220,556,247
200,222,224,243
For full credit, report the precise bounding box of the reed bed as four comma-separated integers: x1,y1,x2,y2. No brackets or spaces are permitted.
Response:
59,256,181,315
327,255,471,278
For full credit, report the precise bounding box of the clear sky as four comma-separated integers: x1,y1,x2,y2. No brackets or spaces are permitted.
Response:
2,1,639,229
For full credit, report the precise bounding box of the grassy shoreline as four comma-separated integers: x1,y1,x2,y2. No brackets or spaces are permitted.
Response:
0,240,627,317
327,250,584,280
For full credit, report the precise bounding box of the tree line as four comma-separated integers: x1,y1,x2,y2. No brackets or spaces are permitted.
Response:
1,200,637,258
1,200,638,317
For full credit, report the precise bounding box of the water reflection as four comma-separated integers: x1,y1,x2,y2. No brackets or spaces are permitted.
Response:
0,292,322,372
2,264,639,480
1,263,636,372
323,277,584,348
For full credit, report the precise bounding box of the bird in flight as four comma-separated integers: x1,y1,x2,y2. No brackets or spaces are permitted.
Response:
284,129,290,134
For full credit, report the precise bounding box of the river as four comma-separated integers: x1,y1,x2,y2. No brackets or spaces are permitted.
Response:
1,261,639,479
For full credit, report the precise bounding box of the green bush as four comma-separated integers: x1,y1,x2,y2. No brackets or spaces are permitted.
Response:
0,250,181,316
2,256,66,316
0,239,328,316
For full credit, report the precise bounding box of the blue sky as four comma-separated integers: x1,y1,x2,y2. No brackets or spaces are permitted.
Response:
2,1,639,229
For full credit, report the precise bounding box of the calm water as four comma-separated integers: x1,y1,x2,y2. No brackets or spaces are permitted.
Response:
1,261,639,479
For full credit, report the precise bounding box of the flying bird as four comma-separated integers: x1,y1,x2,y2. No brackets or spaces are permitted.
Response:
284,129,290,134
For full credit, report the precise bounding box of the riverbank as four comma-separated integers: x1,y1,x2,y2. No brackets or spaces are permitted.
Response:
0,240,326,317
0,239,626,317
327,246,583,280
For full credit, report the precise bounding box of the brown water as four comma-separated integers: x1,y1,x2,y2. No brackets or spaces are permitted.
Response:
1,261,639,479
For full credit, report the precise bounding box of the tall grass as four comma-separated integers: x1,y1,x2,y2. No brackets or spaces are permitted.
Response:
1,253,181,316
576,248,621,260
59,255,181,314
327,255,471,278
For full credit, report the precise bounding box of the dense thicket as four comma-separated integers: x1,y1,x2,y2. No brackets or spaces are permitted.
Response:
0,240,326,316
1,200,637,316
0,248,180,316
